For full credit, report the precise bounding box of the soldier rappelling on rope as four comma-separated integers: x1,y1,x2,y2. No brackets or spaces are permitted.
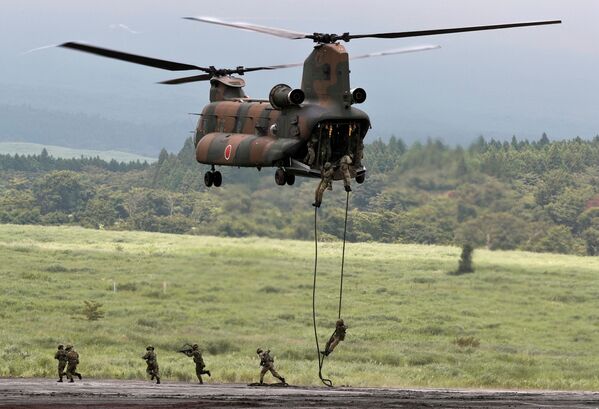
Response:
322,319,347,357
313,162,335,208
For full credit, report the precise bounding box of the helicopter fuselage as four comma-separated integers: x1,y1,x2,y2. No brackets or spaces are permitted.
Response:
194,43,370,181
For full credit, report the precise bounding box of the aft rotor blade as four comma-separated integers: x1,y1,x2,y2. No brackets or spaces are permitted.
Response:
183,16,310,40
351,45,441,60
259,45,442,71
348,20,561,40
59,42,207,71
159,73,213,85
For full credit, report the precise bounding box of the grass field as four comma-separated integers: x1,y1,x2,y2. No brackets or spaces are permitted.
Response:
0,142,155,163
1,224,599,389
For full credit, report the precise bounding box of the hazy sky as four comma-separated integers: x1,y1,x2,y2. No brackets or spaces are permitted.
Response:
1,0,598,146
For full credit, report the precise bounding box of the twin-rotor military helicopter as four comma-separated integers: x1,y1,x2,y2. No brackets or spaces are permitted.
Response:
60,16,560,188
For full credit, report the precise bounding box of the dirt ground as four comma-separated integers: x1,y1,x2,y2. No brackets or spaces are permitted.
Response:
1,378,598,408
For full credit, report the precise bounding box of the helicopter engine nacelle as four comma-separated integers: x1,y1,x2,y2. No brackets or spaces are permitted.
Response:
351,88,367,104
269,84,305,110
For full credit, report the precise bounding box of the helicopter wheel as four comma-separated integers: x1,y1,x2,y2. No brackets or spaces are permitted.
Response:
285,173,295,186
213,171,222,187
204,171,214,187
355,173,365,184
275,168,286,186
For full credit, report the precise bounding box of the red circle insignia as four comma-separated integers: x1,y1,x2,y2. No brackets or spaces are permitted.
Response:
224,144,232,160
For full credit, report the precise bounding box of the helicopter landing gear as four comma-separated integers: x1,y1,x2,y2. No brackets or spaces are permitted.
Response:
275,168,286,186
275,169,295,186
204,167,222,187
355,173,365,184
286,173,295,186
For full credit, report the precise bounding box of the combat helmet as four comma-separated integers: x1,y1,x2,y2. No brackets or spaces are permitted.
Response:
336,319,344,326
57,344,64,349
146,345,154,350
256,348,263,354
65,344,73,350
192,343,199,349
324,162,332,170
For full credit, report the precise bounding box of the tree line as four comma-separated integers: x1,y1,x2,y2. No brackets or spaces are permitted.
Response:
1,133,599,255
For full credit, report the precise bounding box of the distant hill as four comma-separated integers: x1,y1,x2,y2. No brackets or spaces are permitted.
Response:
0,104,191,156
0,142,155,163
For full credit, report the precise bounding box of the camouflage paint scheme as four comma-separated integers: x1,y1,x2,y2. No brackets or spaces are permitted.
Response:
195,43,369,180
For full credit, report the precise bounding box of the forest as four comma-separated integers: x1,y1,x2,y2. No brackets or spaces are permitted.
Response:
2,133,599,256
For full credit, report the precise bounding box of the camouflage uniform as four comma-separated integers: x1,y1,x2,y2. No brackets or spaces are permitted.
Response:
257,348,286,384
64,345,82,382
313,163,335,208
339,155,353,192
304,139,316,167
54,345,67,382
355,137,364,168
142,346,160,384
184,344,211,384
320,127,332,164
323,319,347,356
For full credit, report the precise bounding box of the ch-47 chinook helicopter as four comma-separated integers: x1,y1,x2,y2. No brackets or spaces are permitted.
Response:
60,17,560,188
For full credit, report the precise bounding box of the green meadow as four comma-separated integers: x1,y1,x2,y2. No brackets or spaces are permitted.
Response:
1,224,599,389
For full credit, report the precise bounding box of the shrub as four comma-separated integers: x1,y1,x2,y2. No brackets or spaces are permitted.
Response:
449,244,474,275
454,336,480,348
82,300,105,321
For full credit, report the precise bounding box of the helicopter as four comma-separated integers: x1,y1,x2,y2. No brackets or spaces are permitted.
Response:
60,17,560,188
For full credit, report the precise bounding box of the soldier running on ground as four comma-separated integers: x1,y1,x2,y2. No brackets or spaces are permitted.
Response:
54,344,68,382
256,348,286,385
339,154,353,192
183,344,211,384
322,319,347,356
142,345,161,384
313,162,335,208
64,345,82,383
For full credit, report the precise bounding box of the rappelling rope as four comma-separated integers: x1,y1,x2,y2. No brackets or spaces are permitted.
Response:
312,190,350,388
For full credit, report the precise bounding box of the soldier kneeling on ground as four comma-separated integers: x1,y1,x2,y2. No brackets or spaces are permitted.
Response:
322,319,347,356
54,344,67,382
142,345,161,384
256,348,286,385
64,344,82,383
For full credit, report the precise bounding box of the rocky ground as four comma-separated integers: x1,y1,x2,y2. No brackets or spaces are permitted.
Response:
1,379,598,408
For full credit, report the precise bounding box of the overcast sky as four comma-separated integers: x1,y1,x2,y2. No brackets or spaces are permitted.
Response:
1,0,597,146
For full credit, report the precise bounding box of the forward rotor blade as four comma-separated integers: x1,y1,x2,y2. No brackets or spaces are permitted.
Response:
348,20,561,40
183,16,309,40
59,42,206,71
351,45,441,60
159,73,213,85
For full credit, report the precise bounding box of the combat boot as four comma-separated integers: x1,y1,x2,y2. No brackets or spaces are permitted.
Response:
77,373,82,380
156,378,161,385
206,370,211,377
68,379,74,383
57,378,63,383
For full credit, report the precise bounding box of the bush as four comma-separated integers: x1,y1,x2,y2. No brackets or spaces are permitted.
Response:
449,244,474,275
454,336,480,348
82,300,105,321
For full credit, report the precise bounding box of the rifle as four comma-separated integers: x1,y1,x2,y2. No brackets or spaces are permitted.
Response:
178,343,194,355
